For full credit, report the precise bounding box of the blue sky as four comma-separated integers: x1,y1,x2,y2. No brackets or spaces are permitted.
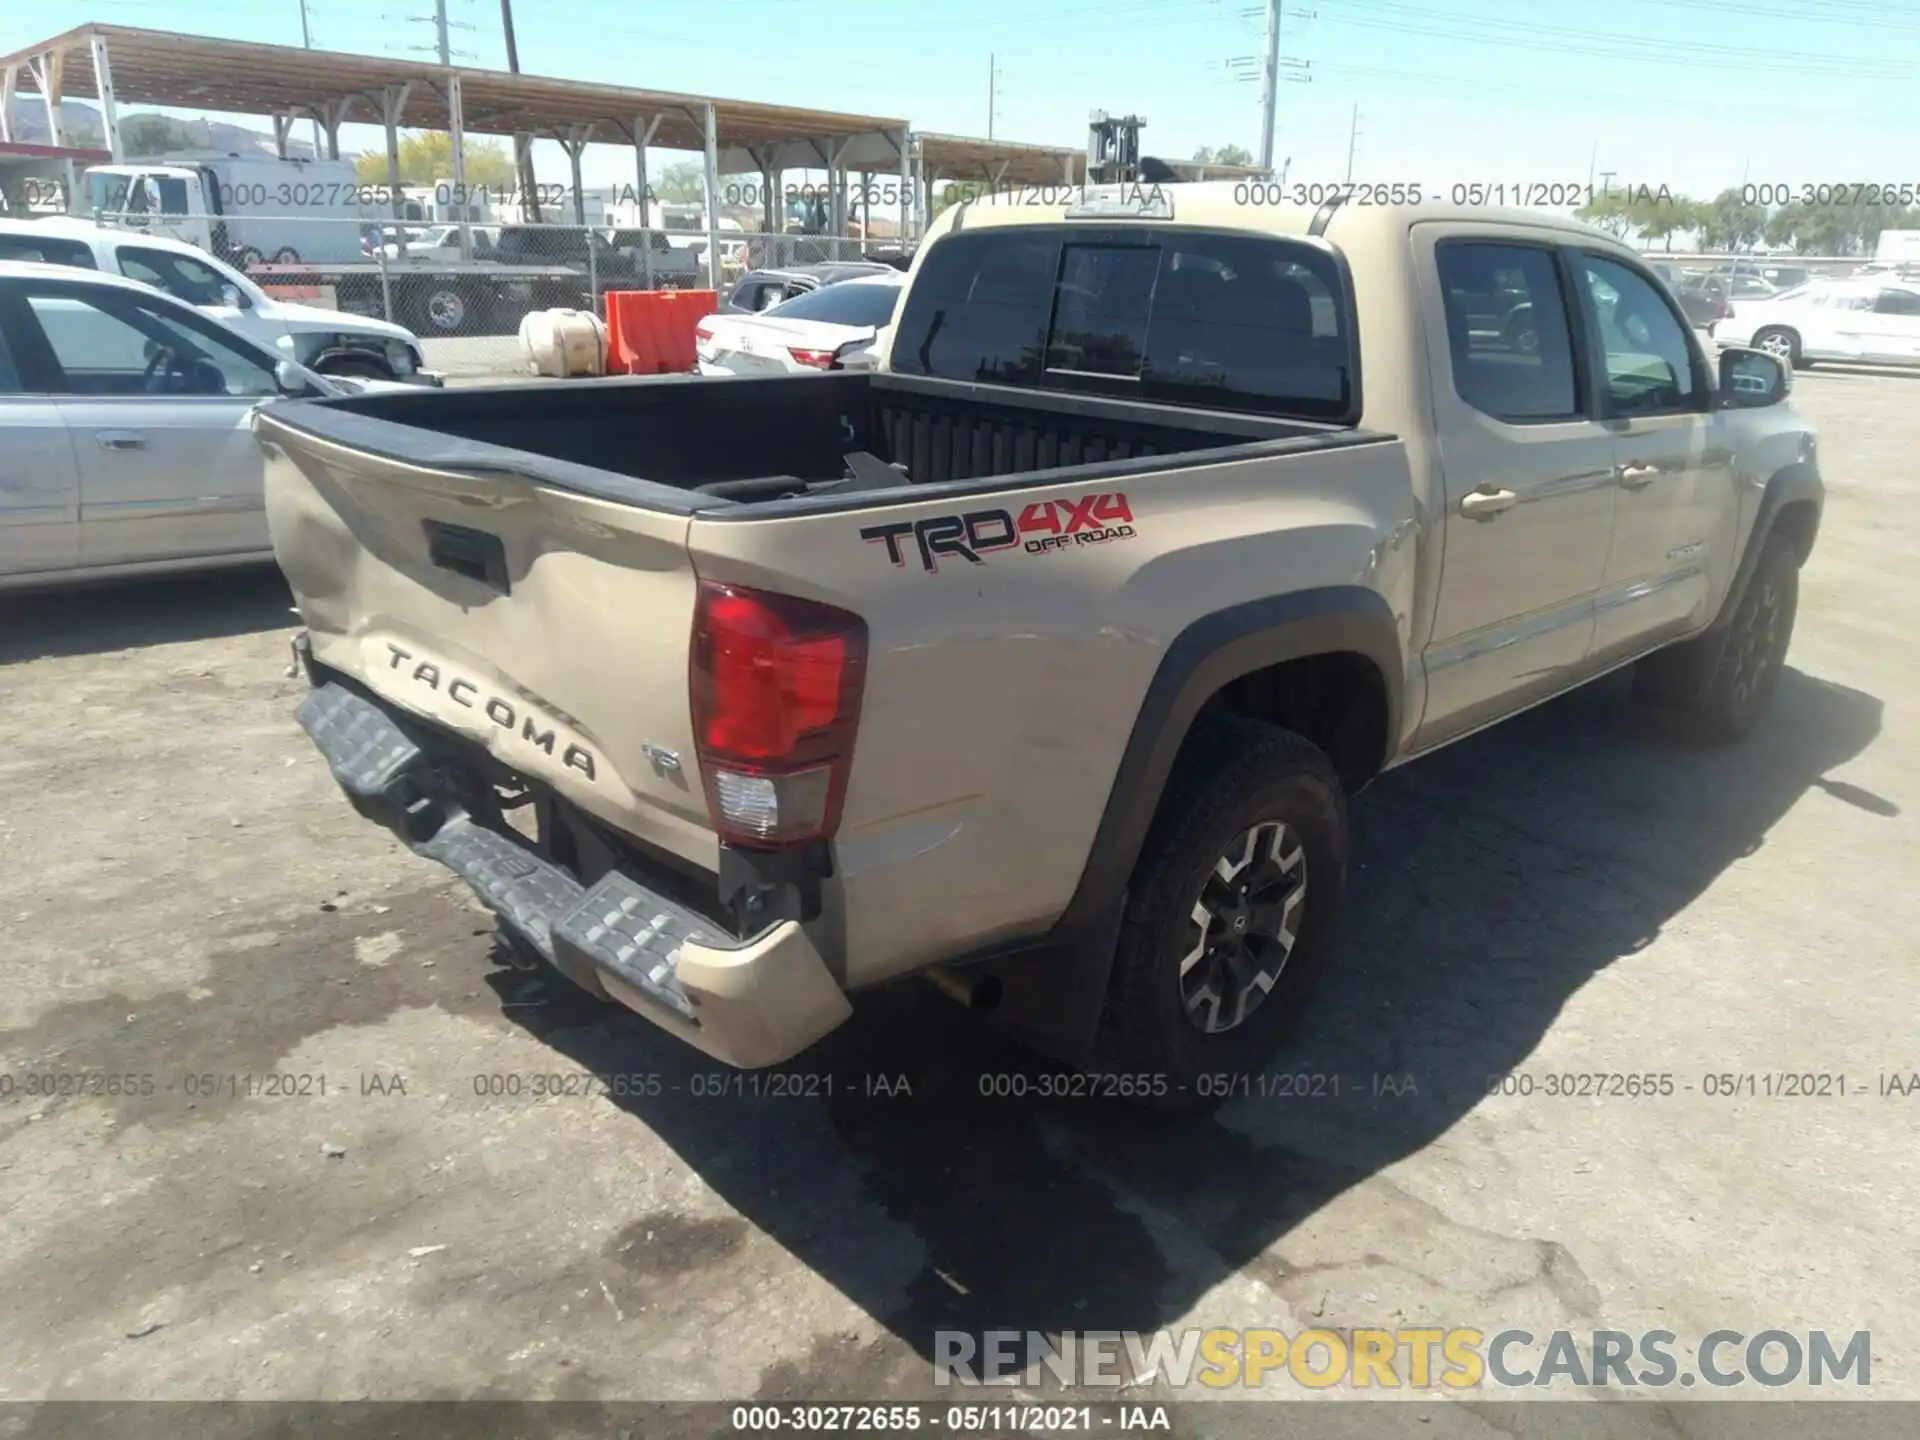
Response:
7,0,1920,201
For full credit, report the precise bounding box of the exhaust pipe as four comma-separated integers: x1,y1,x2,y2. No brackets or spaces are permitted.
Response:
925,967,1003,1011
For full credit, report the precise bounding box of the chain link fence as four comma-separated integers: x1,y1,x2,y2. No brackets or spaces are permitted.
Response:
95,214,884,380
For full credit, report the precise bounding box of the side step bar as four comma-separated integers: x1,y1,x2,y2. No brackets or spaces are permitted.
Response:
296,681,730,1024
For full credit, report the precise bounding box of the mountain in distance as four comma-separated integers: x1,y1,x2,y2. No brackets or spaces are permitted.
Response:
6,98,314,159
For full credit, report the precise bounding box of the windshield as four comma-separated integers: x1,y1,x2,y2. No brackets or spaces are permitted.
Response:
764,281,903,327
87,171,141,213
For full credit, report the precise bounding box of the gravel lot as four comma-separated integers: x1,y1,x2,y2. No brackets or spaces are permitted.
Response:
1,369,1915,1433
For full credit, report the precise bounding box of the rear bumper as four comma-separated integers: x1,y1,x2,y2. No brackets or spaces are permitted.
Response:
294,679,850,1067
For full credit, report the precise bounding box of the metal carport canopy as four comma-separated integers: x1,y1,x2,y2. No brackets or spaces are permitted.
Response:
0,23,912,175
914,133,1084,187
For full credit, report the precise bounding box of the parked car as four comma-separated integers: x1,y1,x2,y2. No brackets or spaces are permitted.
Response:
0,216,438,384
1714,277,1920,367
490,224,704,289
695,272,905,375
722,262,898,315
257,194,1819,1097
0,259,348,592
380,224,499,261
1659,268,1733,329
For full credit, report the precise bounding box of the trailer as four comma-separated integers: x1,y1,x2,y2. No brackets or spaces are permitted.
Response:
248,256,589,337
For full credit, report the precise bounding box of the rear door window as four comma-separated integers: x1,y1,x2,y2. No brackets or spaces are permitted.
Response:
1436,241,1580,422
115,246,234,306
889,226,1354,418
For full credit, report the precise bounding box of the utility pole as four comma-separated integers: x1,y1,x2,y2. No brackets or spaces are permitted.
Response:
499,0,540,220
434,0,452,66
297,1,324,158
1344,103,1361,183
1258,0,1281,171
987,54,999,140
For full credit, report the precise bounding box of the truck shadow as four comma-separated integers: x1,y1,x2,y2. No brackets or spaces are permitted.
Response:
494,663,1884,1392
0,566,294,663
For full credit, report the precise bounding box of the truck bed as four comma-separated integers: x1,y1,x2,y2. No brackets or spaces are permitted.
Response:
257,371,1368,513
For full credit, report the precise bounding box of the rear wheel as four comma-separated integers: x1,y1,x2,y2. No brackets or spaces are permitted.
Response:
232,245,265,272
1097,720,1349,1103
412,285,472,335
270,245,301,264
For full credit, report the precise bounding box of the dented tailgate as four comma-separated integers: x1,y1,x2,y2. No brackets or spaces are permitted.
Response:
255,406,719,873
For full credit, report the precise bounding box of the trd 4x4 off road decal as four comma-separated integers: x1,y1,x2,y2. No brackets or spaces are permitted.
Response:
861,492,1137,573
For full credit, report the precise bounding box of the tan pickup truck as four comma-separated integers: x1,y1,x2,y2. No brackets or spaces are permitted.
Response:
256,190,1821,1100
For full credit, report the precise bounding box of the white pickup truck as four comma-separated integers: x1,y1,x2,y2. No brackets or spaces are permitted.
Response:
0,216,437,385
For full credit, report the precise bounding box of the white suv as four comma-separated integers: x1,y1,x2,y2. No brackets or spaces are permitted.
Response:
0,217,439,385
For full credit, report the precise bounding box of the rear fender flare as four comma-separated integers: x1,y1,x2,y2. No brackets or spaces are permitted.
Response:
1052,584,1404,945
948,586,1403,1066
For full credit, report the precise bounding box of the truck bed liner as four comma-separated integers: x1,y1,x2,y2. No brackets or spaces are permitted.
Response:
257,371,1388,518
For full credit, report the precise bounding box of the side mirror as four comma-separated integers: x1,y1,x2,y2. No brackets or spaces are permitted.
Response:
274,358,324,398
219,283,249,310
1719,345,1790,407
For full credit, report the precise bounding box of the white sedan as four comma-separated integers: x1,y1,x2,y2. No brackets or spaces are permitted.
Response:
1714,278,1920,368
695,273,904,376
0,260,349,593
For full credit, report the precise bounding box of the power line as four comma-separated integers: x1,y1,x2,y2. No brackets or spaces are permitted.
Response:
1320,0,1915,79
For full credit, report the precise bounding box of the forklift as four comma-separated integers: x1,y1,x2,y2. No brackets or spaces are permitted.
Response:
1085,112,1179,186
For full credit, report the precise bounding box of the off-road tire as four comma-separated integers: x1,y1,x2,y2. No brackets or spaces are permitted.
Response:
1633,536,1800,743
1097,719,1349,1105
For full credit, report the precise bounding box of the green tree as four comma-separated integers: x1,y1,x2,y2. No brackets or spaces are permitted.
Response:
1574,189,1636,238
651,161,707,204
1694,188,1766,251
122,114,204,158
1632,190,1691,251
1191,144,1254,167
355,131,515,186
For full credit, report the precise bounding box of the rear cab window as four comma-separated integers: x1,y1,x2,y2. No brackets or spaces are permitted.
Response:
888,225,1357,421
0,234,99,269
765,281,902,327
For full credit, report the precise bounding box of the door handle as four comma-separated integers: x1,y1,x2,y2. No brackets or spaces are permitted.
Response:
95,430,148,452
1616,462,1659,489
1459,486,1518,518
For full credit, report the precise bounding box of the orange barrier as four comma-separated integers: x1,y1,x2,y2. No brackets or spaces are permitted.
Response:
603,289,719,375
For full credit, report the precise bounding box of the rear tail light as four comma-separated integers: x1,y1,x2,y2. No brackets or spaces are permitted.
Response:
786,346,837,369
690,581,867,849
694,322,715,343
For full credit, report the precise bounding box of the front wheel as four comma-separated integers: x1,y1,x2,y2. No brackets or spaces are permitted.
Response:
270,245,301,264
1633,536,1800,742
1097,720,1349,1101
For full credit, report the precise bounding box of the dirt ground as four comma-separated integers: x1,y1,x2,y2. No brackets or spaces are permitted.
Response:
1,370,1915,1435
